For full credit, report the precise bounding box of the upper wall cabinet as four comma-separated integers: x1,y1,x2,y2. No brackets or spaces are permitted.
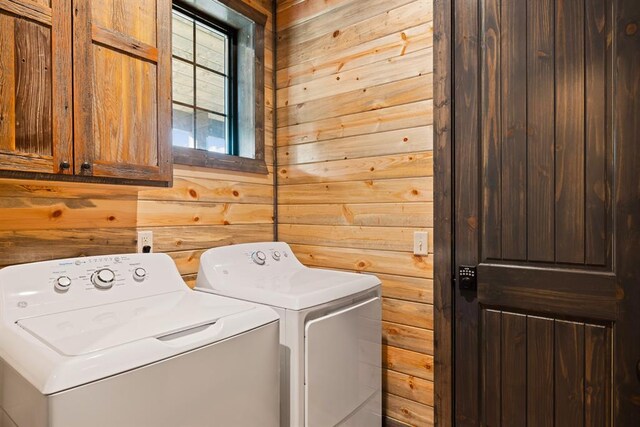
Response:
0,0,172,186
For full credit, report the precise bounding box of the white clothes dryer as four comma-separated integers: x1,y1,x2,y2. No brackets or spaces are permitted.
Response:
0,253,280,427
195,242,382,427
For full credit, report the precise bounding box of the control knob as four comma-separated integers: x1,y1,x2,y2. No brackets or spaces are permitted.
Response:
92,268,116,289
251,251,267,265
54,276,72,292
133,267,147,282
272,251,281,261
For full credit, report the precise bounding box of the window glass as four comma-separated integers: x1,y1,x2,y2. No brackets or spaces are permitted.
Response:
171,8,233,154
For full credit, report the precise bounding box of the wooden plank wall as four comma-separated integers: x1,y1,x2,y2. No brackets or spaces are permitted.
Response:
275,0,434,425
0,0,275,282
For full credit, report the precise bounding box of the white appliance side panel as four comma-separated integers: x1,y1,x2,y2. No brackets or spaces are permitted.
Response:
48,322,280,427
304,297,381,427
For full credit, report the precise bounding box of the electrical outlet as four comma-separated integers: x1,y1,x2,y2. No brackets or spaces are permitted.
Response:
137,230,153,253
413,231,428,255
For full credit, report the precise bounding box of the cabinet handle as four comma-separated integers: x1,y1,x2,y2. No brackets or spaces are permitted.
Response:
81,162,92,170
59,161,70,170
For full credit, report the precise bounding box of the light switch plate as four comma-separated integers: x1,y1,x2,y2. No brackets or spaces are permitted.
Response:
413,231,429,255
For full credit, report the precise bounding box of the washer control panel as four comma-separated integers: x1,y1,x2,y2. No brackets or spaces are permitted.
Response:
248,247,290,266
45,255,150,293
1,253,185,322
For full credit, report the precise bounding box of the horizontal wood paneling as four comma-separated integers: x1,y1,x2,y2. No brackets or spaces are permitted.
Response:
384,369,434,406
291,244,433,277
277,99,432,147
278,224,432,252
384,393,435,426
383,321,434,354
277,0,433,422
279,177,433,204
277,23,433,89
278,126,432,165
277,74,433,127
278,202,433,227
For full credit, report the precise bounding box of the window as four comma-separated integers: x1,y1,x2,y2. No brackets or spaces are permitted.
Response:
171,1,267,173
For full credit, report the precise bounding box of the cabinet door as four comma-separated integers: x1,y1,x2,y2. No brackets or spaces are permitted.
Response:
73,0,171,183
0,0,73,175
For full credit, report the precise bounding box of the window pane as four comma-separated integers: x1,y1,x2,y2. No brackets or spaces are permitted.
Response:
172,11,193,61
196,22,226,73
172,104,194,148
196,111,226,153
172,58,194,104
196,67,225,114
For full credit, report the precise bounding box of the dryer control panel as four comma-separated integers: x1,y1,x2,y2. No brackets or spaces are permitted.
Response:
0,253,186,323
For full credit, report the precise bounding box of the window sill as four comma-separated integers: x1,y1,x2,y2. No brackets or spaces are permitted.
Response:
172,146,268,174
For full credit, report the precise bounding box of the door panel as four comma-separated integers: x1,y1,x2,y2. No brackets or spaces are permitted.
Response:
73,0,171,183
480,311,611,427
480,0,611,267
0,0,72,175
452,0,640,424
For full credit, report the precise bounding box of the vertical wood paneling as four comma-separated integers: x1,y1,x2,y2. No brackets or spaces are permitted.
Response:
584,325,609,427
0,13,16,152
501,312,526,426
454,0,480,423
14,18,52,156
500,0,527,260
526,0,555,262
482,310,501,427
527,316,554,427
481,0,501,261
555,320,585,425
584,0,607,266
555,0,585,264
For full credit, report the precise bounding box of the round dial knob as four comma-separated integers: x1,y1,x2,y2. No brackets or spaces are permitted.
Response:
133,267,147,282
272,251,281,261
251,251,267,265
54,276,72,292
92,268,116,289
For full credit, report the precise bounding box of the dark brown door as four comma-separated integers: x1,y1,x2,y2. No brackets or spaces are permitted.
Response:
452,0,640,425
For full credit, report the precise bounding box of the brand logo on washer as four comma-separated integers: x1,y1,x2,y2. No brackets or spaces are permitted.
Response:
17,301,27,308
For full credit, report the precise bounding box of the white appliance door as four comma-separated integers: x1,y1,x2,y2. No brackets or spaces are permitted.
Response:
16,292,250,355
304,297,381,427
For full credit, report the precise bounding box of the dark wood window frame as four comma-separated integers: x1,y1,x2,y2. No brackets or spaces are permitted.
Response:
171,0,267,174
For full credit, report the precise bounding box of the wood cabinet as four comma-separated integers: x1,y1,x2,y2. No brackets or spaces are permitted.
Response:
0,0,171,185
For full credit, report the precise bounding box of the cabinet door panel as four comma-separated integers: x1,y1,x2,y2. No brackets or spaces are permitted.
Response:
73,0,171,183
91,45,158,167
0,1,72,175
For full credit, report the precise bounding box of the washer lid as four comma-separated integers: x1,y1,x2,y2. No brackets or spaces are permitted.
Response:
196,267,380,310
17,291,252,356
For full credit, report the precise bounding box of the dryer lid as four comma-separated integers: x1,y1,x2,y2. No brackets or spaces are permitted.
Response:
196,267,380,310
17,291,252,356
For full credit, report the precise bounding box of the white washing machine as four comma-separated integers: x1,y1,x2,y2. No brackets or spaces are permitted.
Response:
0,253,280,427
195,242,382,427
